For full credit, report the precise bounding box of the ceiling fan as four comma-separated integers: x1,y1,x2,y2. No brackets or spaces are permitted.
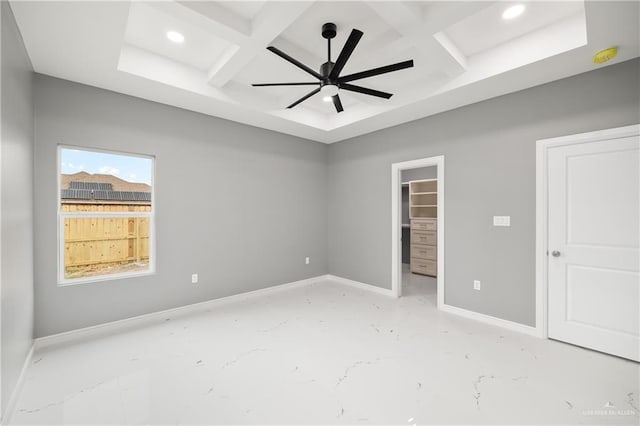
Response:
252,22,414,113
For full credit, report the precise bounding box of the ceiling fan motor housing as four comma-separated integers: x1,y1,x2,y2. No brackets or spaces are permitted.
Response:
320,61,336,82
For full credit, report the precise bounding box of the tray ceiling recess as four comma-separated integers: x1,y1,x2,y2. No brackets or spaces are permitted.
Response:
9,1,640,143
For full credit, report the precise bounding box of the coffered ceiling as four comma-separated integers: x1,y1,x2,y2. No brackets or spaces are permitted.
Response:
10,1,640,143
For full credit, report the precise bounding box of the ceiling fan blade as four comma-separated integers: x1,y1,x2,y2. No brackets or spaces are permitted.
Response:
338,60,414,83
252,82,319,87
332,94,344,113
267,46,323,80
340,83,392,99
329,29,363,80
287,87,321,109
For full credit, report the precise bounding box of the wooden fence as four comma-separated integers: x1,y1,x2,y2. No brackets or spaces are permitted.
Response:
62,204,150,274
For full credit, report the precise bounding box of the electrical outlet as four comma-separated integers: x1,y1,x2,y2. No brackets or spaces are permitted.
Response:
473,280,481,290
191,273,198,284
305,257,310,265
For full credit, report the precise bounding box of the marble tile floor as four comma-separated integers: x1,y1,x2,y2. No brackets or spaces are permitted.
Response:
10,275,638,425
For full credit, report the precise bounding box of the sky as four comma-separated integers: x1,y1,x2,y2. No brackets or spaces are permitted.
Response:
61,148,153,185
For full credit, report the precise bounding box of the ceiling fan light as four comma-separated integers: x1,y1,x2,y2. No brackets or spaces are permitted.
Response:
320,84,339,97
322,96,333,102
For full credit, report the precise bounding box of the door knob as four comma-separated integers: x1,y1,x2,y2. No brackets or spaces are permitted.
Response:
551,250,561,257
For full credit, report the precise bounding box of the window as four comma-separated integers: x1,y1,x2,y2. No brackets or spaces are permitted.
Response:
58,146,154,284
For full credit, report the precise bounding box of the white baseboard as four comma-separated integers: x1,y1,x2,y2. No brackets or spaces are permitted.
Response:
35,275,327,351
327,275,540,337
326,274,396,298
440,303,542,338
2,343,34,425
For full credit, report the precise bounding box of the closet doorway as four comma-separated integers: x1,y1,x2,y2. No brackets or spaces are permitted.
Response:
391,156,444,307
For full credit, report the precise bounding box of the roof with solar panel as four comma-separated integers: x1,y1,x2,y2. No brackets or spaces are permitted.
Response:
61,172,151,205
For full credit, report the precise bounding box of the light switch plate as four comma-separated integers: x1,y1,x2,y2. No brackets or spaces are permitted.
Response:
493,216,511,227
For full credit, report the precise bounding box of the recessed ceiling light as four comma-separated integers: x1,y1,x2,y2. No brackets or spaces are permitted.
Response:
166,31,184,44
502,4,526,20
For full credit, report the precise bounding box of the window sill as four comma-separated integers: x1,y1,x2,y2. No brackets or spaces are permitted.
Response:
58,269,156,287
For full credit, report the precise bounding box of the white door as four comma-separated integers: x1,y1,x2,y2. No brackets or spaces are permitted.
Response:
548,131,639,361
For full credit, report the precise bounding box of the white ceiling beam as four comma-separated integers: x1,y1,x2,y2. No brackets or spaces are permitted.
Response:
366,1,496,77
433,32,467,71
207,1,316,88
421,2,496,34
155,1,249,45
368,1,423,30
365,1,463,76
207,45,254,86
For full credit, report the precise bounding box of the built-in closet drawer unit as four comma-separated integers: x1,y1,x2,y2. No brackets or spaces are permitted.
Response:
409,180,437,277
410,244,437,260
411,218,437,232
411,258,437,276
410,230,436,246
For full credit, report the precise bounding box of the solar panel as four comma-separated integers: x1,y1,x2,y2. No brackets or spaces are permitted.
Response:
61,189,91,199
135,192,152,201
69,181,112,191
92,190,108,200
61,188,151,202
109,191,123,201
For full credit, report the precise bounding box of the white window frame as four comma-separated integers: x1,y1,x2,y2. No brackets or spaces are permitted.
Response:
57,145,156,286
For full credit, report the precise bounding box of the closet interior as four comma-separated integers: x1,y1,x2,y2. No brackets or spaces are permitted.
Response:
401,167,437,277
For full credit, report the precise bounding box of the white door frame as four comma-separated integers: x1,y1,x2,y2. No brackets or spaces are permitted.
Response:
391,155,445,305
535,124,640,339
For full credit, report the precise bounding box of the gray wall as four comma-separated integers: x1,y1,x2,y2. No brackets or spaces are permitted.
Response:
34,75,328,337
1,0,34,416
327,59,640,327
